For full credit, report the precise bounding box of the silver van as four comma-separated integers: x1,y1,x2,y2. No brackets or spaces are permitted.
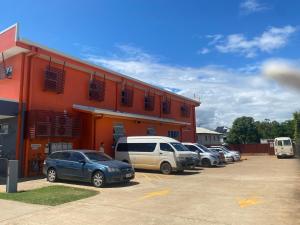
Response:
115,136,198,174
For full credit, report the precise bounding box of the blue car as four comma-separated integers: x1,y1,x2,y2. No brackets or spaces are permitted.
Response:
43,150,135,187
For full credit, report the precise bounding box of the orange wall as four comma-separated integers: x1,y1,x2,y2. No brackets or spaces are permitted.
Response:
94,116,183,157
28,56,196,124
0,25,17,53
0,54,23,101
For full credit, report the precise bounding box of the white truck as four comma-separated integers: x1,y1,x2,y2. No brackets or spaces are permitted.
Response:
274,137,294,158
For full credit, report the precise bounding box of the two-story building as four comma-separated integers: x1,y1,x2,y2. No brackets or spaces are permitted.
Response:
0,24,200,176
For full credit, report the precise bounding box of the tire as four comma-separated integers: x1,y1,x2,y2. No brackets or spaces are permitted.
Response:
160,162,172,175
202,158,211,167
92,171,105,188
277,155,281,159
47,168,57,183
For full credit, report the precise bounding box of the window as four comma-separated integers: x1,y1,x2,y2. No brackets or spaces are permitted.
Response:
160,143,174,152
84,152,112,161
70,152,85,162
116,143,157,152
61,152,71,160
162,98,171,114
121,88,134,106
205,136,208,141
180,104,191,117
196,144,209,152
113,123,125,146
184,145,199,152
168,130,180,139
283,140,292,146
0,124,8,134
144,95,155,111
49,152,63,159
147,127,156,136
50,151,71,160
44,66,65,94
89,79,105,102
170,142,189,151
278,140,283,146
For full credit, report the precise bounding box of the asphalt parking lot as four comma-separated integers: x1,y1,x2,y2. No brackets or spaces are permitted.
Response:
1,155,300,225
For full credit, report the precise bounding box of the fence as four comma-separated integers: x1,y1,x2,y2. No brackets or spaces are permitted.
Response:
229,144,274,155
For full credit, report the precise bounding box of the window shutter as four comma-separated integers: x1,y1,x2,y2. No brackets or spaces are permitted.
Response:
89,78,105,101
144,94,155,111
0,62,5,80
180,104,191,117
28,110,81,139
162,97,171,114
44,65,65,94
121,87,134,107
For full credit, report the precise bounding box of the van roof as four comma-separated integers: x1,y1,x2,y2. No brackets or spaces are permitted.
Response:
118,136,180,143
274,137,292,140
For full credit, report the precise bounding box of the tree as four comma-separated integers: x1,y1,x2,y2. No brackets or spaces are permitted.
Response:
255,119,294,139
293,112,300,140
227,117,260,144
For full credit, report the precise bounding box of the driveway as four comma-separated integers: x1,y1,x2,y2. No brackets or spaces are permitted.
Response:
1,156,300,225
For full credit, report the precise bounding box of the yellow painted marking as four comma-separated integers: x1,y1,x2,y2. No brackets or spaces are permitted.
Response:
238,197,262,208
140,189,171,200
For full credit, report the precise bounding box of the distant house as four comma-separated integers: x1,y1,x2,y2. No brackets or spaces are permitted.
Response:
196,127,223,146
215,126,230,143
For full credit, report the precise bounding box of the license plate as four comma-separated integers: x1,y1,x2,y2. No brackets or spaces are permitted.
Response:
125,173,132,178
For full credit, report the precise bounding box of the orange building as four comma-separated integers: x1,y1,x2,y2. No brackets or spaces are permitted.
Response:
0,24,200,177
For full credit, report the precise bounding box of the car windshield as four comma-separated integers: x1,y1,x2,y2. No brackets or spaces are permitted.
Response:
221,146,231,151
196,144,210,152
220,148,230,153
84,152,112,161
171,142,189,151
283,140,292,146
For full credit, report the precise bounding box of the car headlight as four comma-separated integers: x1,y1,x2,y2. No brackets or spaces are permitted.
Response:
107,167,120,173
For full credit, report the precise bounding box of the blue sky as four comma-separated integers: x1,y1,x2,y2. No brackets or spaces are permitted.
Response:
1,0,300,128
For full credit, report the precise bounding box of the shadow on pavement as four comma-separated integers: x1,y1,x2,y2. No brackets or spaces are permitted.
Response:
55,179,140,189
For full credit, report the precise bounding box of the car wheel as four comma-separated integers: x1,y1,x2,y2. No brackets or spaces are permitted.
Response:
47,168,57,182
160,162,172,175
202,158,211,167
277,155,281,159
92,171,105,188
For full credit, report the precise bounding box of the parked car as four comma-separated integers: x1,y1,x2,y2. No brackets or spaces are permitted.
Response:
274,137,295,158
211,146,241,161
209,147,234,163
43,150,135,187
183,143,220,167
201,145,226,164
115,136,198,174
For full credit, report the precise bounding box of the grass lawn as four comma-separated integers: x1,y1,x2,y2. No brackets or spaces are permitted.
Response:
0,185,99,206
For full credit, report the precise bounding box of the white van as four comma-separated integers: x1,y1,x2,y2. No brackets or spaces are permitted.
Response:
274,137,294,158
115,136,198,174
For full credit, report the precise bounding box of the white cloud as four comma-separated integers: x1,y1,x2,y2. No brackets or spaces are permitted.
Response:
207,26,297,58
240,0,269,14
82,45,300,129
197,48,210,55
